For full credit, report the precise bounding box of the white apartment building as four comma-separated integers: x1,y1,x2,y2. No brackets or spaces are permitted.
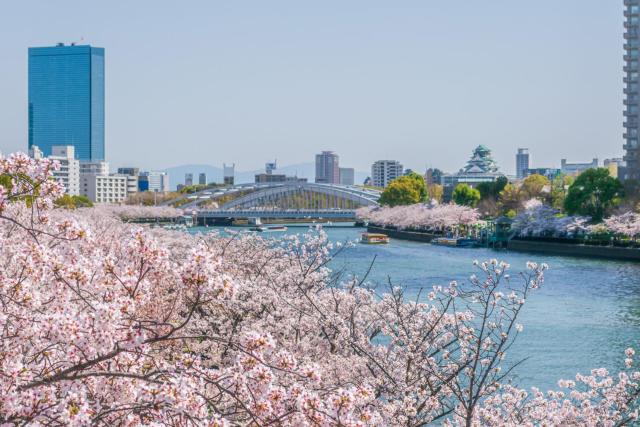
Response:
371,160,403,188
80,161,109,175
29,145,80,196
81,173,128,203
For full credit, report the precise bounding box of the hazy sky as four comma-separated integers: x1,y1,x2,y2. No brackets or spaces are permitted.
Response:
0,1,624,175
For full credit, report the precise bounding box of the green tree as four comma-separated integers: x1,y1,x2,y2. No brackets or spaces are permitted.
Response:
405,172,428,202
379,179,420,206
499,183,523,213
54,194,94,209
564,168,624,221
378,173,427,206
521,174,550,199
452,183,481,207
550,173,573,210
476,176,508,200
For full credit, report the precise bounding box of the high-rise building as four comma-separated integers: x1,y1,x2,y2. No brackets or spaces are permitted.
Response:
516,148,530,179
185,173,193,186
28,43,105,161
371,160,403,188
339,167,355,185
199,173,207,185
223,164,235,186
315,151,339,184
624,1,640,180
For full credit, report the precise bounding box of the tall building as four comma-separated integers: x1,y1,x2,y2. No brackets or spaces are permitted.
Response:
624,1,640,180
28,43,105,161
199,173,207,185
315,151,340,184
185,173,193,186
223,164,235,185
371,160,403,188
339,167,355,185
516,148,530,179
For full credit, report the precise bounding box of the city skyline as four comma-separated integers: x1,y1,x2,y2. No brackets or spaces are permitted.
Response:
0,1,625,174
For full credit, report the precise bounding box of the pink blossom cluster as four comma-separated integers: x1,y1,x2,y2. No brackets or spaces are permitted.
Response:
1,153,639,425
604,212,640,238
511,200,591,237
96,204,184,220
357,203,480,231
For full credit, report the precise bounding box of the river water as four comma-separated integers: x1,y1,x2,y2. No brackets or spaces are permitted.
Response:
191,223,640,391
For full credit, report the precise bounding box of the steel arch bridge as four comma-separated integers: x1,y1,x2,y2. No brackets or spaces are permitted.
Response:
219,182,380,209
172,182,381,210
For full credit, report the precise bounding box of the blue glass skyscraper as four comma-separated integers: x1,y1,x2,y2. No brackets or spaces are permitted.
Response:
28,44,105,161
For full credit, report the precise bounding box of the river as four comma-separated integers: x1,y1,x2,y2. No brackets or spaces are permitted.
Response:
190,223,640,391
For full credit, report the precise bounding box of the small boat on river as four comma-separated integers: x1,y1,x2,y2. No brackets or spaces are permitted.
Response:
250,225,288,232
361,233,390,244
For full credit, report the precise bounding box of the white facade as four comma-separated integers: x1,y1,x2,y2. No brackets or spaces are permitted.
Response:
561,158,598,175
80,161,109,175
371,160,403,188
29,145,80,196
81,173,128,203
141,171,170,193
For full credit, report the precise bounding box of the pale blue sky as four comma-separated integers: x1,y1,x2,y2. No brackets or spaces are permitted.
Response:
0,1,624,175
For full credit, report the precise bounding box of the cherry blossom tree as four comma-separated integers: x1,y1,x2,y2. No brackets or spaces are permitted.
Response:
1,152,639,426
357,203,480,233
605,212,640,239
511,199,591,238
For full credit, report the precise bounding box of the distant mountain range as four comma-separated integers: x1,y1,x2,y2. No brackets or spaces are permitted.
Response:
162,162,369,190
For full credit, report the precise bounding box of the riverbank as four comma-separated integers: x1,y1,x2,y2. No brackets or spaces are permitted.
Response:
367,225,439,242
508,238,640,262
367,224,640,262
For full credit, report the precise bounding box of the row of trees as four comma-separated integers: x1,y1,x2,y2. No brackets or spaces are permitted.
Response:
379,168,630,224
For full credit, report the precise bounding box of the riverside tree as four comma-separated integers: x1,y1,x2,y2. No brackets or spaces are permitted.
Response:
378,172,427,206
452,183,481,207
1,152,640,426
564,168,624,221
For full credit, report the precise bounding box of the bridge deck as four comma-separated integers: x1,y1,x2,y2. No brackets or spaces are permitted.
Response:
196,209,356,219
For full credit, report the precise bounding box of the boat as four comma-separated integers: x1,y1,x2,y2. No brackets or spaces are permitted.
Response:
250,225,288,232
361,233,390,244
432,237,479,248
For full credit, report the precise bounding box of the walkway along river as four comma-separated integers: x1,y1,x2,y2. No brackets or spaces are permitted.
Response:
189,223,640,392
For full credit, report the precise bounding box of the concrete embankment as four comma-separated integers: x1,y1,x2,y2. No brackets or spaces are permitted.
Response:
507,239,640,262
367,225,439,243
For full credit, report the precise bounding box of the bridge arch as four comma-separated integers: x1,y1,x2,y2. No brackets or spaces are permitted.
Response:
219,182,380,209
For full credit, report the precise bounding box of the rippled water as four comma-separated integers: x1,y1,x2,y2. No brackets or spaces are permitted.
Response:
193,223,640,390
